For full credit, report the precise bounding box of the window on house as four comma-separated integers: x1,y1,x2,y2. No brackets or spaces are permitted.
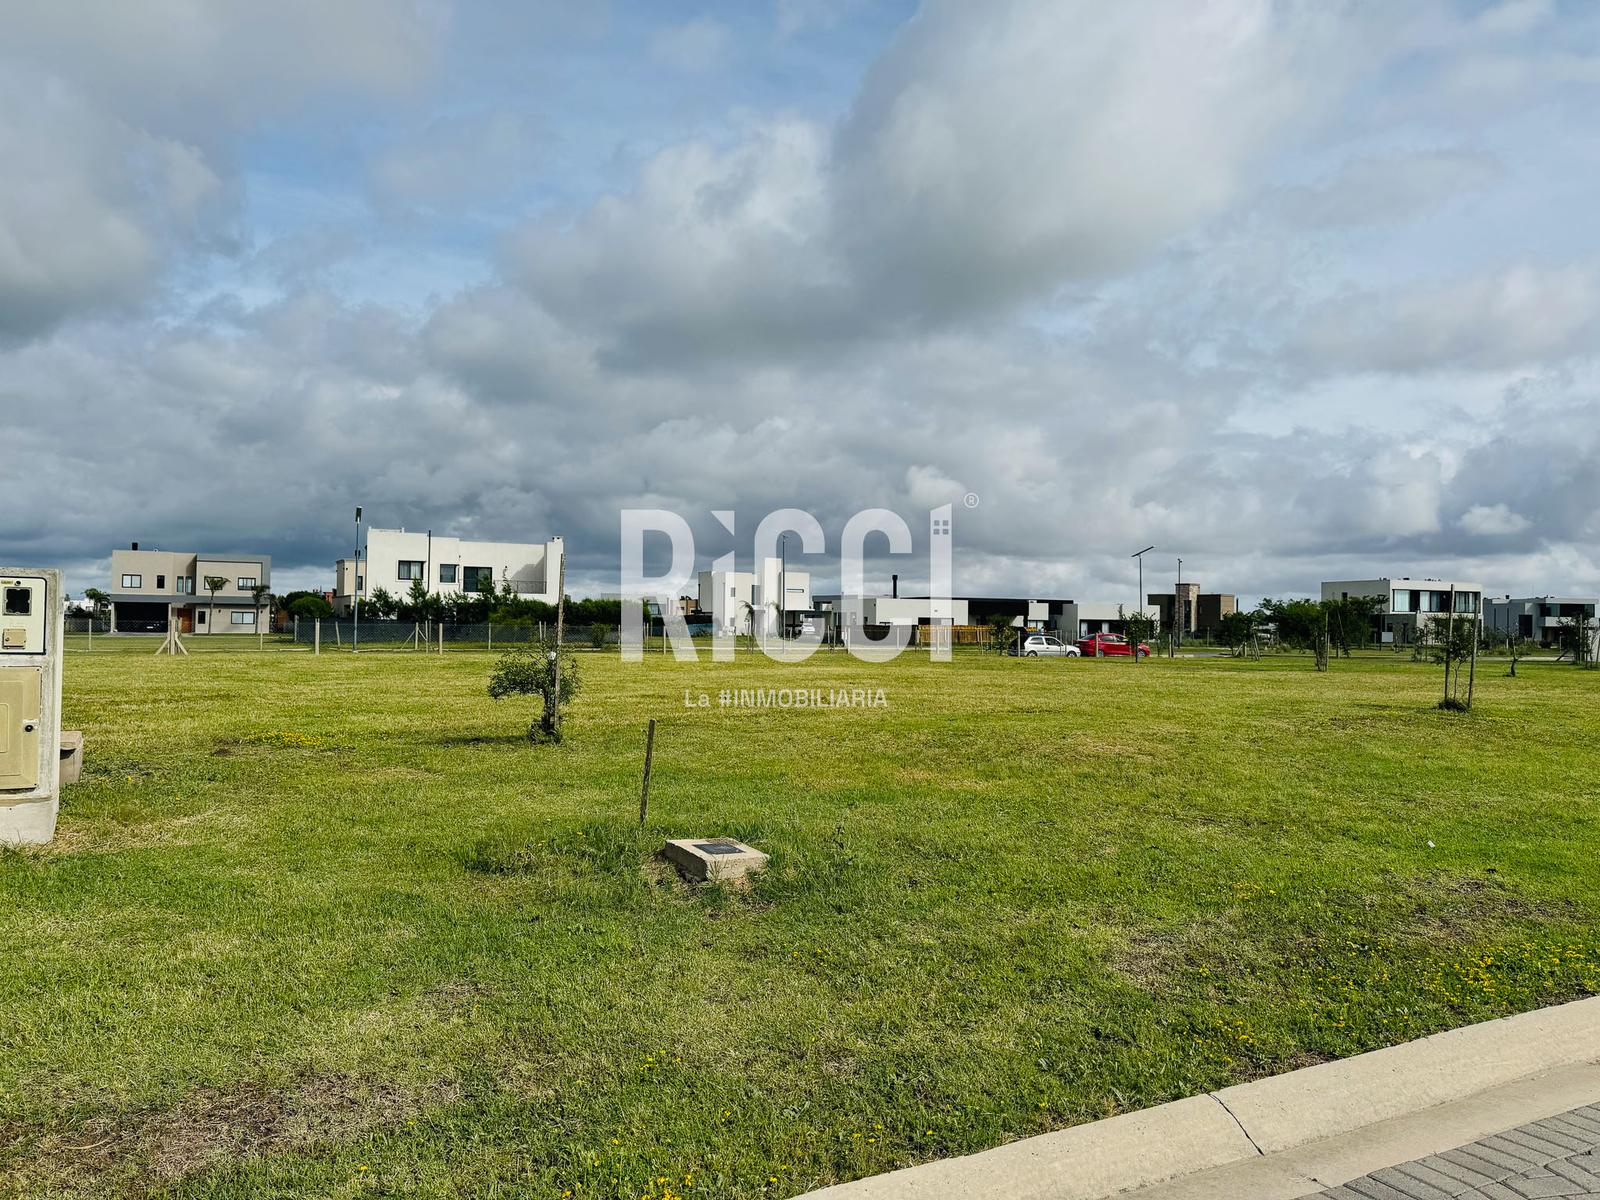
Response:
397,560,424,580
1455,591,1478,614
156,575,165,589
121,574,142,588
1391,589,1410,611
463,566,494,593
197,610,206,625
231,611,254,625
439,563,457,584
237,576,256,589
176,576,192,594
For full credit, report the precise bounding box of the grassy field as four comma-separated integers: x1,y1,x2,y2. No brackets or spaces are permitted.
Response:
3,648,1598,1199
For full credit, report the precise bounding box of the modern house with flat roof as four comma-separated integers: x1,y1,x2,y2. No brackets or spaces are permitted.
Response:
334,527,563,613
108,542,272,634
1147,584,1236,639
1059,601,1162,639
1484,595,1597,648
1320,577,1482,644
697,560,812,635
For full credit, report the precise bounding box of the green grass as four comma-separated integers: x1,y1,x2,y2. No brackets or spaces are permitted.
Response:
3,650,1598,1199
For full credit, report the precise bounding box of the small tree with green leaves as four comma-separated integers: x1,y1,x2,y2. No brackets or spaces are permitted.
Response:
1117,605,1156,659
203,575,229,633
985,612,1016,654
488,629,581,743
83,587,110,627
588,622,609,649
1424,613,1476,710
1218,609,1257,658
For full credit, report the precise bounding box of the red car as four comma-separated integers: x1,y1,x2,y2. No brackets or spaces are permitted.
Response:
1076,632,1151,658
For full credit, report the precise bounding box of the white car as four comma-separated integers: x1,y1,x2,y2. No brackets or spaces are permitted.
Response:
1010,633,1080,657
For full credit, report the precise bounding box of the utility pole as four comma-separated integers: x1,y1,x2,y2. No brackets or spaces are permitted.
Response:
352,505,363,654
550,549,566,741
779,533,788,644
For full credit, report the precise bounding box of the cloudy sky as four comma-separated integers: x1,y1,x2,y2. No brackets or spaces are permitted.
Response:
4,0,1599,605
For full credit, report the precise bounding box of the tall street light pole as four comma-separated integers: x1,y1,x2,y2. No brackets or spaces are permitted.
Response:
353,505,363,654
1132,545,1154,633
1176,556,1183,654
779,532,788,642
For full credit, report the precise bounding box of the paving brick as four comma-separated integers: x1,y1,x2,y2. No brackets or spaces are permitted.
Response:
1420,1154,1502,1191
1507,1174,1588,1197
1369,1164,1456,1199
1311,1105,1600,1200
1394,1160,1481,1197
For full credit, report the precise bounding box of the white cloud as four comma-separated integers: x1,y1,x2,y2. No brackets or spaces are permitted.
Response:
1296,264,1600,373
1460,503,1532,536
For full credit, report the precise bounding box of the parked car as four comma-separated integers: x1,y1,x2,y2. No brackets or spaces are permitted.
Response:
1009,633,1080,657
1076,632,1151,658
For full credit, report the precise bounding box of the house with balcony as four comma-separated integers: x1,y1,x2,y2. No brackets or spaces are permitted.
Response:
108,542,272,634
334,527,563,613
1320,577,1483,645
1484,595,1598,649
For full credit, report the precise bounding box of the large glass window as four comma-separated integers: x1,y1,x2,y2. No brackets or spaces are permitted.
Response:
237,576,256,589
121,574,141,588
1455,590,1478,614
397,560,424,581
1391,589,1411,611
463,566,495,593
231,611,254,625
176,577,193,594
439,563,457,584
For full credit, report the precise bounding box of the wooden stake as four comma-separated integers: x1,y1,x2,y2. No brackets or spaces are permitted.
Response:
314,619,321,655
639,718,656,827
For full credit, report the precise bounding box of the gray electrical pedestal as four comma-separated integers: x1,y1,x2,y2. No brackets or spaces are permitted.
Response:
1,568,64,845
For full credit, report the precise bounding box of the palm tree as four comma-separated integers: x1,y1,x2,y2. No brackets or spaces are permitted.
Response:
250,583,272,649
203,575,229,636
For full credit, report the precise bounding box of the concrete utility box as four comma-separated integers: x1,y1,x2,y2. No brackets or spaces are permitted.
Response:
663,837,769,883
0,569,64,845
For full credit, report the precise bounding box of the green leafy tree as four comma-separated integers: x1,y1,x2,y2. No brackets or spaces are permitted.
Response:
364,587,398,620
488,629,580,742
83,587,110,623
1424,613,1476,710
1218,609,1258,657
287,594,333,619
250,583,272,646
1118,606,1156,659
588,622,609,649
984,612,1016,654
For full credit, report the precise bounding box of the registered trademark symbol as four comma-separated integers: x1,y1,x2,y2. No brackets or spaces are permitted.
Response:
962,492,980,509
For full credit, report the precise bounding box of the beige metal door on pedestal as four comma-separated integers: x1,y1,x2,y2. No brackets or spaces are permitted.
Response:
0,668,42,791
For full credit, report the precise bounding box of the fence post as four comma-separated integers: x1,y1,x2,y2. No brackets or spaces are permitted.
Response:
314,619,321,655
487,620,492,653
439,622,444,655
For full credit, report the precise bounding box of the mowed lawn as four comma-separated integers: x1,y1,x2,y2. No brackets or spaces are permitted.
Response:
3,648,1598,1199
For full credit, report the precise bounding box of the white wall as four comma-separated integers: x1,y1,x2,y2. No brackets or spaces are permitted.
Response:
342,529,562,608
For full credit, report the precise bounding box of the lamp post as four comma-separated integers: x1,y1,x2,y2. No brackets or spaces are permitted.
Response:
352,505,363,654
1176,556,1183,654
1131,545,1154,634
779,532,788,642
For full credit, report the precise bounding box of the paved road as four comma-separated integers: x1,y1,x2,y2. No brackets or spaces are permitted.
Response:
1316,1104,1600,1199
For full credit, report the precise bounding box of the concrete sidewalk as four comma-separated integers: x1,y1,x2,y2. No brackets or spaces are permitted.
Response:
801,997,1600,1200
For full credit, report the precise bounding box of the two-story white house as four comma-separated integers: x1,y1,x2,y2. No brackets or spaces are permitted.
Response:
108,542,272,634
334,528,563,613
1320,577,1483,644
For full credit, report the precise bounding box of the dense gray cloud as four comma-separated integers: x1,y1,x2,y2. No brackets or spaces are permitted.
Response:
5,0,1600,608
